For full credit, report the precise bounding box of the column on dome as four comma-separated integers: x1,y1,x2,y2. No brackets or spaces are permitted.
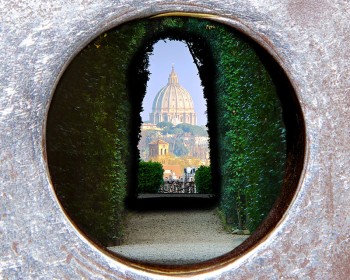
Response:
190,113,196,126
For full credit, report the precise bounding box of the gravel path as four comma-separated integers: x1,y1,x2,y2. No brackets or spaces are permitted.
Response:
108,209,249,265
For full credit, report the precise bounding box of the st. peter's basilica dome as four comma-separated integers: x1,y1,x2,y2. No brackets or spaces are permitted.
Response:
149,66,197,125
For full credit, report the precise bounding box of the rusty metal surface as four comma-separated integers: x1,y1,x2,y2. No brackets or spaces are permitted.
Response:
0,0,349,279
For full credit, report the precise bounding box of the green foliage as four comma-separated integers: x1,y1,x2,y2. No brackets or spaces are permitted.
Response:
171,127,184,135
175,123,208,136
46,25,147,246
173,138,189,156
137,161,164,193
159,123,208,137
205,23,287,232
157,121,173,129
195,166,213,194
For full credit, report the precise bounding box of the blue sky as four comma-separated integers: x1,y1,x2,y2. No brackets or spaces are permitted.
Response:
141,39,207,126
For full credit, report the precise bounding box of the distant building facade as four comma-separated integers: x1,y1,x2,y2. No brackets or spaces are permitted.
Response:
148,139,169,158
141,123,161,131
149,66,197,126
163,164,183,181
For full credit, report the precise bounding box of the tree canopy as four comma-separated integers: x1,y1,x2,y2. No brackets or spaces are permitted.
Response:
137,161,164,193
156,121,173,129
195,165,213,194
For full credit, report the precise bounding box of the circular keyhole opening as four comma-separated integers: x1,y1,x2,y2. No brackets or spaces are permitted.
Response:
46,15,305,275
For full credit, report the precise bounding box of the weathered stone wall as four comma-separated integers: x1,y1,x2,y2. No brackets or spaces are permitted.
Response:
1,0,349,279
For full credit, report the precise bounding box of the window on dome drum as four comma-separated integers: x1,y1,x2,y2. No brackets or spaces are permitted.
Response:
46,16,304,267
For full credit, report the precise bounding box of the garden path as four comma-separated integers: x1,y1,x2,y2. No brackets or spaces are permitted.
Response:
108,209,249,265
